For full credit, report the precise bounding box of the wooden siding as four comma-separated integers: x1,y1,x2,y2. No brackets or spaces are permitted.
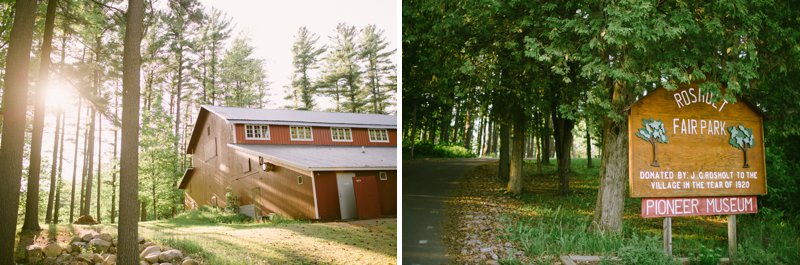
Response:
184,113,317,219
235,124,397,146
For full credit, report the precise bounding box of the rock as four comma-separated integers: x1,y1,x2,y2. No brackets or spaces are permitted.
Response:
79,231,96,242
108,246,116,254
138,236,145,243
181,259,200,265
71,242,86,253
103,254,116,265
112,238,118,246
490,253,499,260
140,245,160,258
143,252,161,263
479,247,492,253
98,233,113,242
89,238,111,253
158,249,183,262
43,243,63,257
91,253,105,263
26,245,43,262
140,261,149,265
73,261,89,265
73,215,99,225
161,263,174,265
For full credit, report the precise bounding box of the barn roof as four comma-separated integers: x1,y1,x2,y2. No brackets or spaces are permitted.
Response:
228,144,397,173
203,105,397,128
186,105,397,154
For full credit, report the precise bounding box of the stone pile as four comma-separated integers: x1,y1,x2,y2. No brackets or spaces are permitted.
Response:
24,230,200,265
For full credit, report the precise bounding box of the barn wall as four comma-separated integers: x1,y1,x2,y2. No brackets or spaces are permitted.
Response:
186,113,316,219
234,124,397,147
355,170,397,216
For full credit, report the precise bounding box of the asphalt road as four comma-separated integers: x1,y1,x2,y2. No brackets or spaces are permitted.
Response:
402,158,494,265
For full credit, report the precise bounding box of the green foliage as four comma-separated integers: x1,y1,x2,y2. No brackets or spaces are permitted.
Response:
224,187,239,213
402,141,475,159
319,23,366,112
635,118,668,143
171,206,252,225
219,37,267,108
290,26,326,110
359,24,396,114
732,209,800,265
688,245,723,265
612,235,680,265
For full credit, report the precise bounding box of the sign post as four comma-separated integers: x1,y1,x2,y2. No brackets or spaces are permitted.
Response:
628,84,767,257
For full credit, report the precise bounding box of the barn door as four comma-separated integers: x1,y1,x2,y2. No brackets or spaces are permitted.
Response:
336,172,357,219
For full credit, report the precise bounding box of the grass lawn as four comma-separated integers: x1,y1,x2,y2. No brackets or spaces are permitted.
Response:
446,158,800,264
17,209,396,265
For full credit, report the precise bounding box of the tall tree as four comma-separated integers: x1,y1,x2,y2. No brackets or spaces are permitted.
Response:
0,0,37,260
24,0,57,231
359,24,395,114
320,23,364,112
69,98,83,223
118,0,144,262
198,7,231,105
290,26,325,110
53,112,66,224
45,112,63,224
219,37,267,107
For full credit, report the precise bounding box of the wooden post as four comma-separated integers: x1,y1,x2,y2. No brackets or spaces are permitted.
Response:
728,215,737,258
663,217,672,255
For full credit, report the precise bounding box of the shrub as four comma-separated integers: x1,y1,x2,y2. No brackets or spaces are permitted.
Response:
401,140,475,158
173,206,252,224
688,245,722,265
611,235,679,265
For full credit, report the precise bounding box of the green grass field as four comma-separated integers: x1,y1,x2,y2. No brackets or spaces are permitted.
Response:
453,158,800,264
17,207,396,264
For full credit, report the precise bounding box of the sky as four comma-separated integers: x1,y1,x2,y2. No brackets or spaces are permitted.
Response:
198,0,399,110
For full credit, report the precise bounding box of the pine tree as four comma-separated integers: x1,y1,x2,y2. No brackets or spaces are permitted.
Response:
291,26,326,110
359,25,395,114
219,37,267,107
320,23,365,112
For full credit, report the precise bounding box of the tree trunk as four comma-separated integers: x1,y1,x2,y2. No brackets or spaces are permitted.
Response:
70,98,83,223
507,115,526,194
591,80,632,233
742,145,749,168
118,0,144,262
0,0,37,260
22,0,57,232
498,122,510,182
54,112,66,224
553,113,574,196
82,108,96,217
476,115,485,157
96,114,102,222
410,106,418,159
45,112,62,224
542,115,551,165
111,93,119,223
586,119,593,168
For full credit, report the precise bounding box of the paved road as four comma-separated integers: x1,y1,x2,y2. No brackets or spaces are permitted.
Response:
402,159,494,265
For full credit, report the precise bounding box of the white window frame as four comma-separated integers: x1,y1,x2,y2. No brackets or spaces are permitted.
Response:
368,129,390,143
244,124,271,140
297,176,304,185
290,126,314,141
330,127,353,142
379,171,388,181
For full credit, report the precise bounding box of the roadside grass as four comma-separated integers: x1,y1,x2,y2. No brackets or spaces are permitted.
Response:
481,158,800,264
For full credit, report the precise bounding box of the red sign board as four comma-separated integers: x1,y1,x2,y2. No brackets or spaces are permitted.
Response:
641,196,757,218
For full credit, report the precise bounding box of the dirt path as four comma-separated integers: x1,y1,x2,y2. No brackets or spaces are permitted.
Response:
402,158,494,265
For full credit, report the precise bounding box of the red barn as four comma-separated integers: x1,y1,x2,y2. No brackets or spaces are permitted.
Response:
179,106,397,220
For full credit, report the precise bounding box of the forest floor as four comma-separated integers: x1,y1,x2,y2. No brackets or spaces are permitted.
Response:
443,158,799,264
19,215,396,264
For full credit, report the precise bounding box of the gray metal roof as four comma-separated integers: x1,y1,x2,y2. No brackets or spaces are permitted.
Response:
228,144,397,172
203,105,396,128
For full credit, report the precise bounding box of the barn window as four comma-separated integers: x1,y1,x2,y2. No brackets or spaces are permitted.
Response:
245,124,270,140
330,127,352,142
368,129,389,142
290,126,313,141
379,171,388,181
297,176,304,185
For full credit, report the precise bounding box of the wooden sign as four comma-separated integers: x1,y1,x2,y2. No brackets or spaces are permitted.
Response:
628,84,767,198
641,196,758,218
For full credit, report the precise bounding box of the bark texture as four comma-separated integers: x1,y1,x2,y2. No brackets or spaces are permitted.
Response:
498,122,510,182
118,0,145,262
506,115,526,194
0,0,37,260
